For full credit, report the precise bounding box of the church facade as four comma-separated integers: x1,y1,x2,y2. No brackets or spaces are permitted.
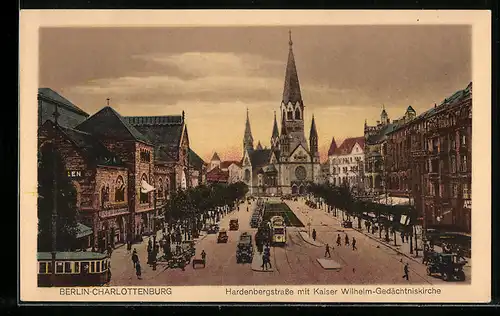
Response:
241,32,321,196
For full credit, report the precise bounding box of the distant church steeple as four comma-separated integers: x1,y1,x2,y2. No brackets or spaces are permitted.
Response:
243,108,254,154
309,114,319,160
271,111,280,150
282,29,303,106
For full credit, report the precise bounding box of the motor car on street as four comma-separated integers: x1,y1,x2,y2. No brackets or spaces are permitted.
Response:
217,229,228,243
229,219,239,231
426,252,466,281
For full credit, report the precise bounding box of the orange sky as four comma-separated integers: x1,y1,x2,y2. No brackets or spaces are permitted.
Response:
39,26,471,163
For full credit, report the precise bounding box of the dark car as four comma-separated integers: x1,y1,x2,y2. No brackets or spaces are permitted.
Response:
342,221,353,228
229,219,239,231
426,252,466,281
236,234,253,263
217,229,228,243
207,224,219,234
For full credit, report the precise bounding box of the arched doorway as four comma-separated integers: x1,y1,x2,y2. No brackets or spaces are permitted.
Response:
291,185,298,194
298,185,305,195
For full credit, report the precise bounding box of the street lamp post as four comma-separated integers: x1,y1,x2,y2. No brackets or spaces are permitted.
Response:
50,107,60,286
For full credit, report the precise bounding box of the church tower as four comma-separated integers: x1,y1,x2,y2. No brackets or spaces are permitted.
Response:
380,105,390,125
243,108,254,154
309,114,319,163
271,111,280,150
280,30,308,152
280,114,290,160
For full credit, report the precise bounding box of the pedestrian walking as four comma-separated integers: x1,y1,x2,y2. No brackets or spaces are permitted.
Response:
131,249,139,268
345,234,350,246
336,234,341,247
402,263,409,280
324,243,331,258
352,237,357,250
261,253,268,270
201,250,207,265
312,229,317,241
135,260,142,279
126,240,132,254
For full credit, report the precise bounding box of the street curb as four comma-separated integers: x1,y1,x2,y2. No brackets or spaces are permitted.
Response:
298,231,323,247
351,227,421,264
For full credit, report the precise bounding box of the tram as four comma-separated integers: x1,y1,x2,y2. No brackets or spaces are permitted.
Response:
37,251,111,287
270,216,286,246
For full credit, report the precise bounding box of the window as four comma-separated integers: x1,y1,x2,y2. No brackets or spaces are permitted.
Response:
39,262,47,274
461,156,468,172
287,110,293,120
140,174,149,204
452,184,458,198
295,108,301,120
115,176,125,202
56,262,64,273
47,263,53,274
91,262,95,273
451,156,457,173
75,262,80,273
101,185,110,207
103,261,107,271
244,169,251,181
463,183,470,199
64,262,72,273
96,261,101,273
461,134,467,146
140,149,151,163
157,178,164,198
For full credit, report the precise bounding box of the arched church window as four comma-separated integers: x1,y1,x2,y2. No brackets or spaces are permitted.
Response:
287,110,293,120
115,176,125,202
244,169,251,181
295,108,301,120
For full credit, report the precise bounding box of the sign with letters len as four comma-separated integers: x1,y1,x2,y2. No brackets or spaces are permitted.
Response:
463,200,471,209
67,170,83,178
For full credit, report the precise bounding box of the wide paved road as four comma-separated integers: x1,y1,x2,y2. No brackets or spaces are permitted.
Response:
109,198,470,286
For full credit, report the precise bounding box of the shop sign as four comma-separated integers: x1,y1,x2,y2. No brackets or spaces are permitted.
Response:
67,170,84,178
463,200,471,209
100,207,129,218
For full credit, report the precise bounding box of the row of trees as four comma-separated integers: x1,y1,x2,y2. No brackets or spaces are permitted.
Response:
308,183,419,254
163,181,249,239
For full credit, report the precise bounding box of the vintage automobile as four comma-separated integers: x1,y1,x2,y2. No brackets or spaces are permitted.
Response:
229,219,239,231
426,252,467,281
342,220,353,228
236,234,253,263
217,229,228,243
207,224,219,234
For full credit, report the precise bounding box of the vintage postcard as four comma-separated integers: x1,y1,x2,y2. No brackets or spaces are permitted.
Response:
19,10,491,303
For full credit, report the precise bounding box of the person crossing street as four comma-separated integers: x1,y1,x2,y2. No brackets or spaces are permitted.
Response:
336,234,341,247
324,243,331,258
402,263,409,280
352,237,357,251
345,234,350,246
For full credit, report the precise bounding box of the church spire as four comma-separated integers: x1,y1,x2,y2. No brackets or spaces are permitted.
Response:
309,114,318,139
282,30,302,105
243,108,254,153
309,115,319,160
272,111,279,138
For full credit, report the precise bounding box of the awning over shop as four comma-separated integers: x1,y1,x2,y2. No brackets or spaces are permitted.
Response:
373,195,411,206
141,180,156,193
76,223,93,239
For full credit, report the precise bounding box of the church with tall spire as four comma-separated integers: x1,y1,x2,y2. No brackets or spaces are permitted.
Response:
241,31,321,195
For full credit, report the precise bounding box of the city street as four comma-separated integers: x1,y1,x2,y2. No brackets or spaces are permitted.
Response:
109,198,470,286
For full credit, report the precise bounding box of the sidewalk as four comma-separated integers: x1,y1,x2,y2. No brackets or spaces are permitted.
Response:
298,231,323,247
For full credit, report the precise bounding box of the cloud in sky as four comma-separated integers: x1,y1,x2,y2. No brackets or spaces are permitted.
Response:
40,26,471,162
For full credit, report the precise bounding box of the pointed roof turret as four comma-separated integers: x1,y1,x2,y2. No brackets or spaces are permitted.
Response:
244,108,253,142
309,115,318,139
256,141,263,150
282,30,302,105
280,112,288,136
211,152,221,162
272,111,279,138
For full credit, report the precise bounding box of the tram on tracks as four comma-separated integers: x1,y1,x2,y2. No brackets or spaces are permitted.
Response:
270,215,286,246
37,251,111,287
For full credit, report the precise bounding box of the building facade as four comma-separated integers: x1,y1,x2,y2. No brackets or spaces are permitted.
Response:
327,136,365,189
385,82,472,233
241,32,321,195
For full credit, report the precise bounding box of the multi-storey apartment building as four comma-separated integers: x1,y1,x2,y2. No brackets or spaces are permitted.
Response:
386,82,472,233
